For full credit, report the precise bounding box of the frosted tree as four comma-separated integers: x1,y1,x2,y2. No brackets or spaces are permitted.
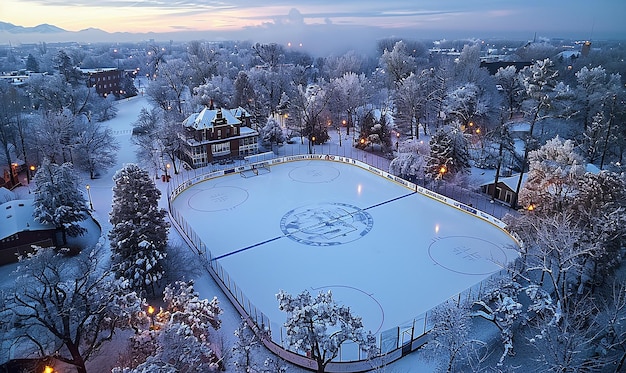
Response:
389,139,430,182
330,72,369,136
379,40,415,87
394,70,433,139
193,75,234,109
518,136,585,213
33,159,89,245
113,281,223,373
511,58,559,207
427,299,484,373
233,71,256,109
74,118,120,179
1,246,143,373
442,82,489,129
260,116,285,151
34,109,76,164
150,58,190,114
131,107,163,177
276,289,377,373
109,164,169,296
358,110,393,152
495,65,524,119
427,124,470,179
287,84,331,146
473,274,524,367
232,320,263,373
575,65,609,130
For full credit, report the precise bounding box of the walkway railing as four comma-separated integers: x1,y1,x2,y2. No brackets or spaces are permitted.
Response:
166,151,520,372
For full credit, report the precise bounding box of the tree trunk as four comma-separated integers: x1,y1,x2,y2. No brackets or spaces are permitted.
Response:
64,341,87,373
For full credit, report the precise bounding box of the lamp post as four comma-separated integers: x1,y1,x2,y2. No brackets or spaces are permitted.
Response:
165,163,171,181
311,136,316,154
147,305,156,329
85,184,93,211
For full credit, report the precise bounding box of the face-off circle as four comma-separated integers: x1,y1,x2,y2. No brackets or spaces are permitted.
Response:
428,236,510,275
280,202,373,246
188,186,249,212
289,164,340,183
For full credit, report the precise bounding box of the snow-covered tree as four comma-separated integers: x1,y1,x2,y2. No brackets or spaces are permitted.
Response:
131,107,163,178
427,124,470,179
379,40,415,87
277,289,377,373
74,118,120,179
232,320,263,373
495,65,524,119
113,280,223,373
33,159,89,245
109,164,169,295
389,139,430,182
1,246,143,373
575,65,609,130
518,136,585,213
233,70,256,110
193,75,234,109
260,116,285,151
427,299,484,373
330,72,369,136
287,84,331,146
33,109,76,164
442,83,489,129
394,70,433,139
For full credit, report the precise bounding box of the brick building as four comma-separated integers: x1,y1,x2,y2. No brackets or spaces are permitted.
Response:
180,106,259,168
81,68,123,97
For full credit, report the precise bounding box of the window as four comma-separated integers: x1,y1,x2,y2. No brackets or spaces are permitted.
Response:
212,142,230,155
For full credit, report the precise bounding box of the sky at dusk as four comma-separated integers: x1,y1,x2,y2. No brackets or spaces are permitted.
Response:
2,0,625,54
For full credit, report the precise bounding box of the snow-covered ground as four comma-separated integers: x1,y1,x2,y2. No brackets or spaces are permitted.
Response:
3,95,518,372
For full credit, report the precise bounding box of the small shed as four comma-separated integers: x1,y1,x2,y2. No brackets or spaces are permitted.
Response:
480,174,527,206
0,199,58,265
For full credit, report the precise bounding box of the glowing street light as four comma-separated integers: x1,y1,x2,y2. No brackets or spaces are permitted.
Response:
44,366,55,373
85,185,93,211
165,163,171,181
147,305,156,329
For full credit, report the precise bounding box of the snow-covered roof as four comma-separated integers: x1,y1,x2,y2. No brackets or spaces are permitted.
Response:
509,122,530,133
0,187,14,204
0,199,54,240
480,174,527,191
182,107,242,130
585,163,600,174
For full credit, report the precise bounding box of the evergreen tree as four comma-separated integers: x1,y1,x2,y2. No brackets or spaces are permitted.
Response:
109,164,169,295
427,124,470,179
32,159,88,245
260,116,285,151
25,53,40,72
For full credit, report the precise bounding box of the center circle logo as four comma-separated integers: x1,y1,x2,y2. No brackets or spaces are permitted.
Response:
280,203,373,246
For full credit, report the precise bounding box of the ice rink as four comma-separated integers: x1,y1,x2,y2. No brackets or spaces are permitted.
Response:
170,159,520,343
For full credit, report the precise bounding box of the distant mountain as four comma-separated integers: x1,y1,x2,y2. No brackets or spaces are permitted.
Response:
0,21,66,34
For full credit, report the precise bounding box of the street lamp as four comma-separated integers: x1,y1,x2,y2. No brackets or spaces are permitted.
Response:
311,136,316,154
396,132,400,152
165,163,171,181
147,305,156,329
85,185,93,211
43,366,54,373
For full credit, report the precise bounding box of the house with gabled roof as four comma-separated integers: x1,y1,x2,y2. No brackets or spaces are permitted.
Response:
180,106,259,168
0,199,58,265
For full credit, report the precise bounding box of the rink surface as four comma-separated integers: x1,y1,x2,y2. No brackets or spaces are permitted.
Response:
170,159,519,338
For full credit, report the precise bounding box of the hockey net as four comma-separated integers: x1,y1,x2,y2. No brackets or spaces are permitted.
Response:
240,164,271,178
